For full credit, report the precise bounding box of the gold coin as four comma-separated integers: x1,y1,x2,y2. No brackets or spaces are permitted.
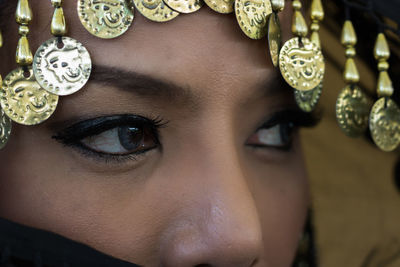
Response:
294,82,322,112
267,12,281,67
0,67,59,126
369,97,400,152
163,0,202,13
204,0,234,14
279,37,325,91
235,0,272,39
77,0,134,39
336,85,371,137
133,0,179,22
0,106,11,149
33,37,92,96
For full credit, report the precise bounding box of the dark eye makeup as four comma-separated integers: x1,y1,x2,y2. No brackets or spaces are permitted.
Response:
246,109,320,151
53,109,319,163
53,115,167,163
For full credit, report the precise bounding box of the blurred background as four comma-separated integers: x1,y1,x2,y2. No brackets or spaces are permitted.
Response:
301,0,400,266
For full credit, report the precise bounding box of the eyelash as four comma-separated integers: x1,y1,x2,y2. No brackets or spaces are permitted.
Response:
53,115,167,163
53,110,318,163
248,109,319,152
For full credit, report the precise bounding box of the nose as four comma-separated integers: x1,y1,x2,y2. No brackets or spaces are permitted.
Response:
159,138,263,266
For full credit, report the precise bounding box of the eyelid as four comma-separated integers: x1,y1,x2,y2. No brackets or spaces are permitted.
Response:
52,114,166,145
257,109,320,130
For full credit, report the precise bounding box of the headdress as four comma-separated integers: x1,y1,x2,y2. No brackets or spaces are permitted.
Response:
0,0,398,152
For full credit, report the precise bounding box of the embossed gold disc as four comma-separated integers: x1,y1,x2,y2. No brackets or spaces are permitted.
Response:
294,82,322,112
267,12,281,67
279,37,325,91
133,0,179,22
164,0,202,13
33,37,92,96
336,85,371,138
369,97,400,152
204,0,234,14
235,0,272,39
78,0,134,39
336,85,370,137
0,67,59,126
0,107,11,149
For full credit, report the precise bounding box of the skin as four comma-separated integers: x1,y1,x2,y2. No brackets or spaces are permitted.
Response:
0,1,309,266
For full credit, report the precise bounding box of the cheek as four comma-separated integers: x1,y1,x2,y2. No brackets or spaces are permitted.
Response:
248,145,309,265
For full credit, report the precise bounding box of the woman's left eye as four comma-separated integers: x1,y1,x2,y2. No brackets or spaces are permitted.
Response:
246,123,295,150
80,125,157,155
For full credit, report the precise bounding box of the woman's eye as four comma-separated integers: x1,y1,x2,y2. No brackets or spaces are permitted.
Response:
81,125,158,155
53,115,165,162
246,123,295,150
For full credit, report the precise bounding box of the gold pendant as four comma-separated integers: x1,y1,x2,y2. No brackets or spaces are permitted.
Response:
77,0,134,39
294,82,322,112
133,0,179,22
336,85,371,137
33,37,92,96
163,0,202,13
0,67,58,126
0,106,12,149
369,97,400,152
267,12,281,67
235,0,272,39
204,0,234,14
279,37,325,91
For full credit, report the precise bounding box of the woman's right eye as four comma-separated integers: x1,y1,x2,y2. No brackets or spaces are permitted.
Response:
53,115,166,161
80,125,158,156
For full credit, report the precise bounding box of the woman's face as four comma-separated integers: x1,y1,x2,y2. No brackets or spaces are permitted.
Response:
0,1,309,266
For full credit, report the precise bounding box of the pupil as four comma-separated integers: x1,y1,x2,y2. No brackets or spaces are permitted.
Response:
118,126,143,151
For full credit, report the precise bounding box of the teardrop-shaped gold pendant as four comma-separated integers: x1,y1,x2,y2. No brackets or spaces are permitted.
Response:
267,12,281,67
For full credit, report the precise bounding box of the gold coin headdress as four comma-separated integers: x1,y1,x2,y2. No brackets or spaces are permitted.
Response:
0,0,59,128
0,0,399,153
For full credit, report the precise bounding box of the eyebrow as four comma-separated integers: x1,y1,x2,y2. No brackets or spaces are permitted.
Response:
89,65,291,104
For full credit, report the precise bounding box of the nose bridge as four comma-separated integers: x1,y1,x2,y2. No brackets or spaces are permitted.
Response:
160,119,263,266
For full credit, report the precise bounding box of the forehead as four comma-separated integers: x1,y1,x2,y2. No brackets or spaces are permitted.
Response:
2,1,292,103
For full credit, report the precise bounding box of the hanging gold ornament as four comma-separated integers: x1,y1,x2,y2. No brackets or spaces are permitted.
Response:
133,0,179,22
293,0,324,112
1,67,59,126
163,0,203,14
0,105,11,149
78,0,134,39
294,82,322,112
336,20,370,137
34,37,92,96
279,0,325,91
370,97,400,152
0,0,59,126
279,37,324,91
235,0,272,39
204,0,234,14
34,0,92,96
309,0,323,47
369,33,400,151
267,10,282,67
336,85,371,137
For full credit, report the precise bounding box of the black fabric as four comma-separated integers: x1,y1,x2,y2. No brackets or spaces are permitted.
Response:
0,218,140,267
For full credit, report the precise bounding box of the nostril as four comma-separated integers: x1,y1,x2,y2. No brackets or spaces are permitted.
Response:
194,265,211,267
